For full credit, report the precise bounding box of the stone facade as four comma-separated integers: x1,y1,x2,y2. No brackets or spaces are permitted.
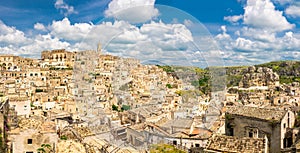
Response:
225,106,295,153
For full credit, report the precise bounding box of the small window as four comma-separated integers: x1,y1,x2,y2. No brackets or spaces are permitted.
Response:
27,139,32,144
284,123,286,128
173,140,177,145
249,131,253,137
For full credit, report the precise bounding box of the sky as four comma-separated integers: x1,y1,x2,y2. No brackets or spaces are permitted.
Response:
0,0,300,67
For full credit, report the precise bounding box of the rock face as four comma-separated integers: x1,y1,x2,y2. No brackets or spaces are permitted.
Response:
276,61,300,77
239,66,279,88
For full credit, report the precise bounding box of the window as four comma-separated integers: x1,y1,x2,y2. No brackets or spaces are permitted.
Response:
173,140,177,145
27,139,32,144
249,131,253,137
195,143,200,147
228,127,234,136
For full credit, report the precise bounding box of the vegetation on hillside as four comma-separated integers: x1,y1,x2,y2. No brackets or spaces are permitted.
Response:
256,61,300,84
157,61,300,94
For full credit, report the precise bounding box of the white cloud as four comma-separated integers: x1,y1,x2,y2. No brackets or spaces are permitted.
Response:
216,25,231,40
240,27,276,42
215,28,300,65
224,15,243,23
104,21,194,63
243,0,294,32
233,37,255,51
0,20,72,57
286,5,300,17
50,18,93,42
19,34,71,56
0,20,29,45
34,23,47,31
54,0,78,16
104,0,159,23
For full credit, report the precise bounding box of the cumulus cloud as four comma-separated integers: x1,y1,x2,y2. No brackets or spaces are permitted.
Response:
214,0,300,65
20,34,71,56
0,20,72,57
34,23,47,31
50,18,93,42
104,0,159,23
54,0,78,16
215,28,300,65
103,21,194,65
239,27,276,42
243,0,294,32
224,15,243,23
0,20,29,45
216,25,231,40
286,5,300,18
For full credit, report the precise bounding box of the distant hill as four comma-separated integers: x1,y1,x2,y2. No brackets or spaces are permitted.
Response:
255,61,300,84
157,60,300,94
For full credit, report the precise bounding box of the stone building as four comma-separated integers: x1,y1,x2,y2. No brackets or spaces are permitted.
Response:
8,97,31,117
225,106,296,153
8,117,58,153
41,49,75,68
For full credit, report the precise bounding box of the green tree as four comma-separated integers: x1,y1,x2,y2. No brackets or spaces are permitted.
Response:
37,144,52,153
112,104,119,111
166,84,172,89
37,147,46,153
60,135,67,140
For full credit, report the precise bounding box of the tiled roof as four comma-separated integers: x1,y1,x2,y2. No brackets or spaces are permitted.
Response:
226,106,286,121
205,135,265,153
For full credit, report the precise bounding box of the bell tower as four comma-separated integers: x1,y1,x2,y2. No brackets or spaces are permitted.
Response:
97,43,102,55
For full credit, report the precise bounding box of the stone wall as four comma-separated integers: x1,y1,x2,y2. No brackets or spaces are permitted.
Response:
226,114,281,153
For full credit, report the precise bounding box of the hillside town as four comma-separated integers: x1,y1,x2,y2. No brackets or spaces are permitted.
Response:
0,48,300,153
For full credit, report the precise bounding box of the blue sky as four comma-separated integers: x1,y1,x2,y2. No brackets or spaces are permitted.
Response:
0,0,300,67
